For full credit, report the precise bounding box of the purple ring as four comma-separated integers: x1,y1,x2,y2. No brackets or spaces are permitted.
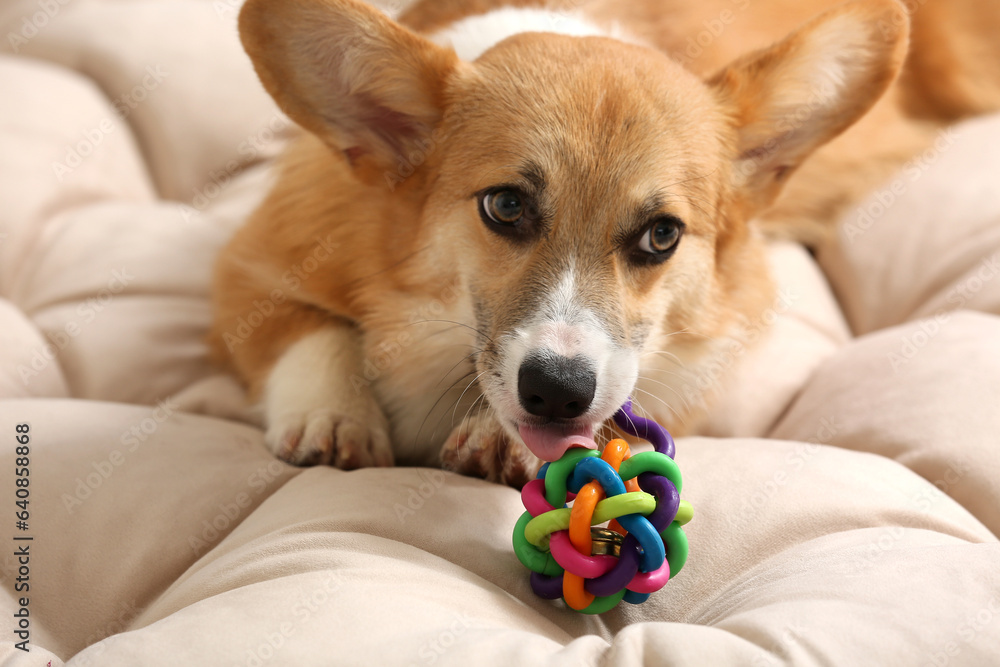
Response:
549,531,618,578
585,533,641,596
582,473,677,596
639,472,680,533
613,399,675,459
530,572,564,599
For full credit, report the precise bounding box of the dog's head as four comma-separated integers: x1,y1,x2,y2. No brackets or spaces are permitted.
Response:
240,0,908,460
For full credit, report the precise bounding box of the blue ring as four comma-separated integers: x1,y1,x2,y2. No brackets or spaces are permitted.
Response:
616,513,666,572
567,457,628,496
624,590,650,605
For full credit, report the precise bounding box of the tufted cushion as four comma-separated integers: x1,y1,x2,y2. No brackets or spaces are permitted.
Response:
0,1,997,665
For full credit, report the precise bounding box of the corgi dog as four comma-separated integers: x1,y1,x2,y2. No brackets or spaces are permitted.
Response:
210,0,1000,485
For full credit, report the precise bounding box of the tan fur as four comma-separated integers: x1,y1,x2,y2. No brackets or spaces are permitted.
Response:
211,0,1000,483
401,0,1000,241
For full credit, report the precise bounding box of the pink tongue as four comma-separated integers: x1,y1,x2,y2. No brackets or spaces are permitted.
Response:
518,424,596,462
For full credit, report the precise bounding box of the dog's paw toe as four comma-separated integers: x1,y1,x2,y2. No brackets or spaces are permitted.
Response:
441,416,540,488
267,410,394,469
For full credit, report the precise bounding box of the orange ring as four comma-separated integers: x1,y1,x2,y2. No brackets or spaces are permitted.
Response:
563,572,594,610
564,439,638,610
568,440,633,554
613,440,639,535
603,439,631,468
569,483,601,554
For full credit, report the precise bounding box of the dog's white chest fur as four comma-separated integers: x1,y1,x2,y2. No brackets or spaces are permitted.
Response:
428,8,643,61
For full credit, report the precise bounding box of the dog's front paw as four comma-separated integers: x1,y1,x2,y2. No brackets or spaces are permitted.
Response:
266,409,393,469
263,327,395,469
441,415,540,488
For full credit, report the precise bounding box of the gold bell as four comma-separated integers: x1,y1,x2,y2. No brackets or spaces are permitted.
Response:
590,527,624,557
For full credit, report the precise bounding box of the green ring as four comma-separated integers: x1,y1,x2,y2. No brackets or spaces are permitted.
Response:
544,448,598,507
618,452,683,493
524,492,656,548
523,508,570,550
592,492,655,525
661,522,689,577
577,588,627,615
512,511,564,576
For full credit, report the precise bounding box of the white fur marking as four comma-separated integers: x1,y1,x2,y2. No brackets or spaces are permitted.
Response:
265,328,350,421
492,267,639,429
429,8,645,62
264,327,392,466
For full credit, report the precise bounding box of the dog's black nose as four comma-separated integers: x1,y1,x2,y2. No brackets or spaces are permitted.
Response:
518,353,596,420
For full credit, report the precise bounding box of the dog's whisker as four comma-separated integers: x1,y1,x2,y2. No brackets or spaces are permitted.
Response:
661,167,719,191
647,326,713,343
662,327,712,340
411,319,496,345
633,387,685,425
460,389,489,434
637,374,688,405
427,368,486,446
640,349,684,366
432,351,481,390
415,324,478,344
451,370,488,428
655,189,721,219
412,368,479,451
617,399,642,442
595,420,617,446
639,368,692,386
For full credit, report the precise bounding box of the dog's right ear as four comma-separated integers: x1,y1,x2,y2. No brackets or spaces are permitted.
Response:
708,0,909,215
239,0,459,171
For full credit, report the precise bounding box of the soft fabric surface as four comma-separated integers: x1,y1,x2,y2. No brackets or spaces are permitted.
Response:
1,1,998,665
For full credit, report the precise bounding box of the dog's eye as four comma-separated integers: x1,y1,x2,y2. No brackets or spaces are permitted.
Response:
636,216,685,260
481,190,525,226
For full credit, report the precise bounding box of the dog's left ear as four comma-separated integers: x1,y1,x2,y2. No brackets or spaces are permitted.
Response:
710,0,909,212
239,0,459,174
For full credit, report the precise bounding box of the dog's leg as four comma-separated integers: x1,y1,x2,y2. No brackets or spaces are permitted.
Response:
440,413,540,488
264,326,393,468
